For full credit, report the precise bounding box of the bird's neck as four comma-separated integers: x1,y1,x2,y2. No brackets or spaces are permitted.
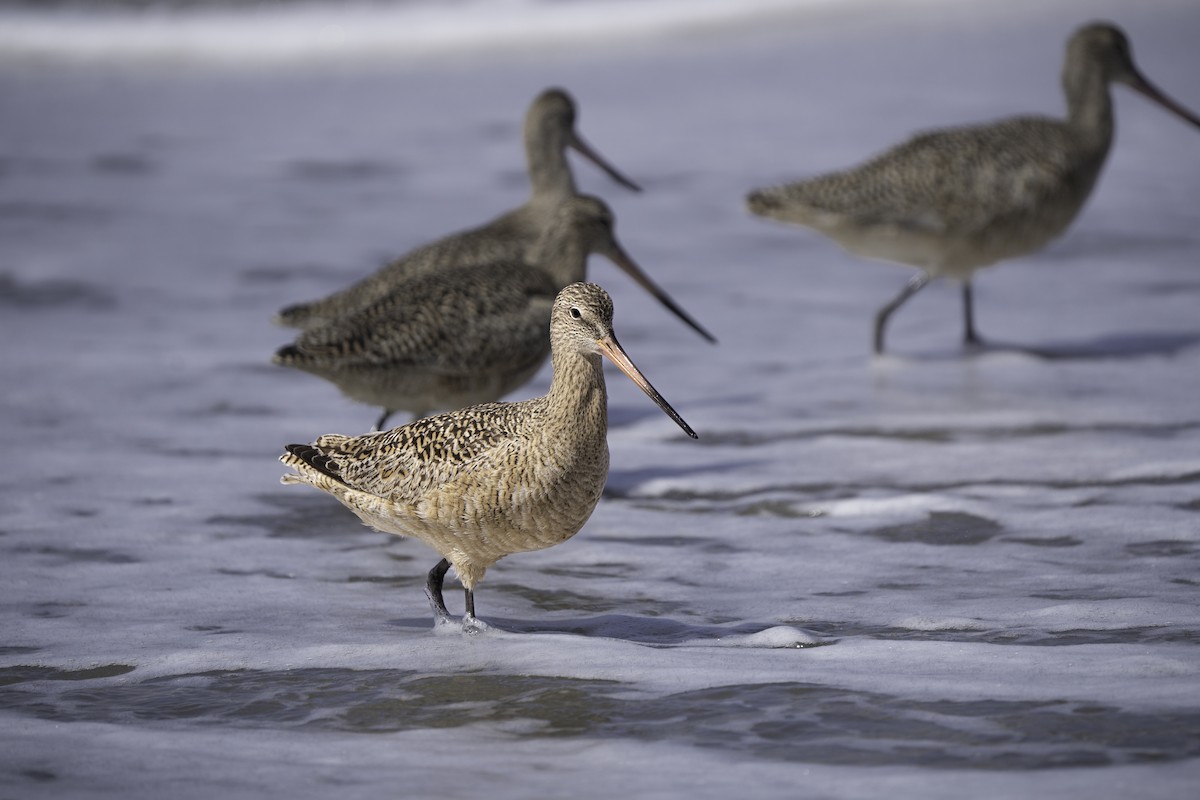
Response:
528,225,591,287
544,350,608,441
1063,61,1116,157
525,127,577,200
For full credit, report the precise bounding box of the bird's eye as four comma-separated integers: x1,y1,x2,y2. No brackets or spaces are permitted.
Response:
569,307,582,319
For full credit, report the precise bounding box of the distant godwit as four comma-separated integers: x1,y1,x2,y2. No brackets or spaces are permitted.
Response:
747,22,1200,354
280,282,697,631
273,195,714,430
275,88,641,329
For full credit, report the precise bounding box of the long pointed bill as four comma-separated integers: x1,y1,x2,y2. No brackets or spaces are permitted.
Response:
1128,70,1200,129
603,243,718,344
569,131,643,193
596,334,698,439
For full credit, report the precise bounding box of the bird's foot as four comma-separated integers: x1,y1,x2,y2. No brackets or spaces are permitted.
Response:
427,590,455,632
964,333,987,353
461,614,490,636
429,610,458,635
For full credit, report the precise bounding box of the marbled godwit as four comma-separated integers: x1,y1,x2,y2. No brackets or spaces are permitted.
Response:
747,22,1200,354
273,195,714,430
280,282,697,631
275,88,641,329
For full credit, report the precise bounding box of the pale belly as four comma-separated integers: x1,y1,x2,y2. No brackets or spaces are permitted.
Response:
333,359,547,416
827,204,1083,280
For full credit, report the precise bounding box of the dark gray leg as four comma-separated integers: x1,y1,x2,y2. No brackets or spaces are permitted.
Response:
425,558,452,623
374,408,394,431
874,273,931,354
962,280,981,346
460,586,487,634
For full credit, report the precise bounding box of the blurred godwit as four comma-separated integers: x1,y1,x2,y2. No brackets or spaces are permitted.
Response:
747,22,1200,354
275,88,641,329
280,282,697,631
273,195,714,430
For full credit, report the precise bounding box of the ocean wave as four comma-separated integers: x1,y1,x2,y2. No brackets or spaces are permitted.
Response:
0,0,832,65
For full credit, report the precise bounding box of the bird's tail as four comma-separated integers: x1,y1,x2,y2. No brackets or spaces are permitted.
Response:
280,443,345,485
273,301,321,329
746,187,785,219
271,344,307,367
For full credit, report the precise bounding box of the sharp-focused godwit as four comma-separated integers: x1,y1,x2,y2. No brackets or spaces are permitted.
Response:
273,195,714,430
746,22,1200,354
280,282,697,631
275,88,641,329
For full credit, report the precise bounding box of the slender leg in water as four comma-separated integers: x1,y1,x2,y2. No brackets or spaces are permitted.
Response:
425,559,452,623
874,273,931,354
459,587,487,633
962,280,981,346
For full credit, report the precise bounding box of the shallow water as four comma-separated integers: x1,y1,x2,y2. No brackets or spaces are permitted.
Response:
2,0,1200,797
6,664,1200,770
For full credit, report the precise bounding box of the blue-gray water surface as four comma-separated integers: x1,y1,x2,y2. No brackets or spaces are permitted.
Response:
2,0,1199,798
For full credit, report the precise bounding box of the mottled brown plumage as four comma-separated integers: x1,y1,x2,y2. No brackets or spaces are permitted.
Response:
275,88,640,329
280,282,697,631
273,195,713,430
747,22,1200,353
